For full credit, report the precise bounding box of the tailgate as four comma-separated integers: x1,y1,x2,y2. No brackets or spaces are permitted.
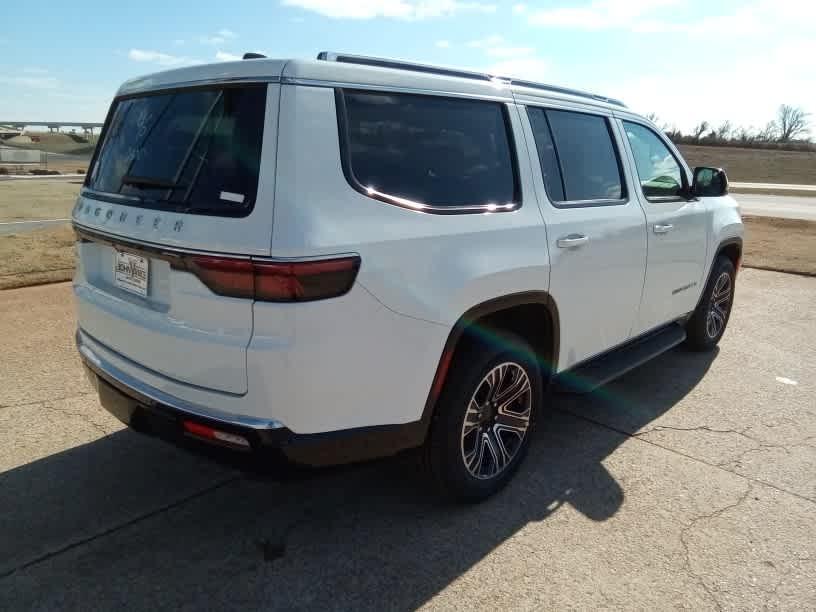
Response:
73,78,281,395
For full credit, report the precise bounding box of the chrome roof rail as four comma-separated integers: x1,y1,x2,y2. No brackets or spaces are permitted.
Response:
316,51,626,107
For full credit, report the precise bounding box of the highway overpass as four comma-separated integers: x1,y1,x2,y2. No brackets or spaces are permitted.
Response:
0,121,103,134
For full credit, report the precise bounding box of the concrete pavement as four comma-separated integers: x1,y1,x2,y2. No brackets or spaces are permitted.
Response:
734,193,816,222
0,270,814,610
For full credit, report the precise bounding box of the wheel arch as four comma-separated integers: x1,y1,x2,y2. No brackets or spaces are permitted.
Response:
694,236,743,312
418,291,560,439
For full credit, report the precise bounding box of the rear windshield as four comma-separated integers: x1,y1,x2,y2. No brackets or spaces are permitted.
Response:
86,84,267,217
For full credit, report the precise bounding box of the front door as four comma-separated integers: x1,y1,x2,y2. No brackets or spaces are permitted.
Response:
521,104,648,371
617,119,709,335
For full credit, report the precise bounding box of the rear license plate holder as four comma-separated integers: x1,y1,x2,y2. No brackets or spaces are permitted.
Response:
114,250,149,297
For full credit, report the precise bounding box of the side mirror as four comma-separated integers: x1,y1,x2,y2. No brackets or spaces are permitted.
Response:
692,166,728,197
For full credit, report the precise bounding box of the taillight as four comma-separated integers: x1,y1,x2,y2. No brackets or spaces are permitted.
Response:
172,254,360,302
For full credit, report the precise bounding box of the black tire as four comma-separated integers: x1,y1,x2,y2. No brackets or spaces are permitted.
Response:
685,255,736,351
423,332,543,502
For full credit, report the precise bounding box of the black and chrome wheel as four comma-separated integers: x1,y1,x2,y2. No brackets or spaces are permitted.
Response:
461,362,532,480
685,255,736,351
424,332,542,502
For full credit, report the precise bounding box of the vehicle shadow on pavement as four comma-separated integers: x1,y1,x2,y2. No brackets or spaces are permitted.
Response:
1,347,718,610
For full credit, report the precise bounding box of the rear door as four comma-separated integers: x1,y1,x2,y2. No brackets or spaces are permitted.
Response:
616,119,709,335
522,104,647,371
73,80,280,394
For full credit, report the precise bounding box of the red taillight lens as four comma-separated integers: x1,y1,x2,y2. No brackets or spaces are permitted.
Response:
172,255,360,302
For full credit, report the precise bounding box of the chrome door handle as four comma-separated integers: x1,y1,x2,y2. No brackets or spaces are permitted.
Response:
556,234,589,248
653,223,673,234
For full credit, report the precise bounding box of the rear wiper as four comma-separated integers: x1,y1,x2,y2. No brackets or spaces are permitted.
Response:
121,175,183,190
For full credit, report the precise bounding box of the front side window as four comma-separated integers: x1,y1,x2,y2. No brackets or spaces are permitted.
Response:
623,121,685,199
543,109,625,203
86,84,267,217
340,90,518,210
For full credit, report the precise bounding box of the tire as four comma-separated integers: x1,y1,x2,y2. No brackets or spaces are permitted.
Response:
685,255,736,351
423,332,543,502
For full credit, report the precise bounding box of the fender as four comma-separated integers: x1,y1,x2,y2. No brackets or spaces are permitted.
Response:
694,236,743,311
416,291,560,439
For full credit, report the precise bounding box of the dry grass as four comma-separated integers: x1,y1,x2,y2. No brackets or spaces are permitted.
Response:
742,215,816,276
0,180,81,222
2,132,98,155
679,145,816,185
0,224,75,289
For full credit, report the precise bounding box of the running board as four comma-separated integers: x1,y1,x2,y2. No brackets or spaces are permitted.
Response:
553,324,686,394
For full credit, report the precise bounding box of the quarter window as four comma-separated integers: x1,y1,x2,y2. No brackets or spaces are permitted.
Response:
623,122,685,199
340,91,518,210
528,108,624,204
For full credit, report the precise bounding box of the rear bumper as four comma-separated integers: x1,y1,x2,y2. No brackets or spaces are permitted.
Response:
78,329,428,464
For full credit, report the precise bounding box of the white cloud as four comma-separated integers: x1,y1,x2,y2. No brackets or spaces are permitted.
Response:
128,49,201,67
464,34,548,80
436,39,451,48
487,57,549,80
467,34,504,48
215,50,243,61
526,0,678,31
200,29,237,45
0,75,60,89
280,0,496,20
512,3,527,14
22,67,49,75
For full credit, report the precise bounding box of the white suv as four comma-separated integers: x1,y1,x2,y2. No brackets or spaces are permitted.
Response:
74,52,744,501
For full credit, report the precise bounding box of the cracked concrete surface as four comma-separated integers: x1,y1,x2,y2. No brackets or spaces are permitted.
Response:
1,268,815,610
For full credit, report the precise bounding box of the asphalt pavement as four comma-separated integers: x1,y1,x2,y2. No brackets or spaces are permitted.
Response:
0,269,814,610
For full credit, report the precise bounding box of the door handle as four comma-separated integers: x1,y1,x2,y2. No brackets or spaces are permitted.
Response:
653,223,673,234
556,234,589,248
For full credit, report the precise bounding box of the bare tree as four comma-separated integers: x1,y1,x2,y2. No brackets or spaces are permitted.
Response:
735,126,755,144
776,105,810,142
692,121,709,140
711,120,733,141
757,120,778,142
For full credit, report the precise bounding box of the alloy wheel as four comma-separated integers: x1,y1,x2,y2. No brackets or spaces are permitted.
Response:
706,271,732,339
460,362,532,480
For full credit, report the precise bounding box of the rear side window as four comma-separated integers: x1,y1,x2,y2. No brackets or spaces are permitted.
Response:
339,90,519,211
528,107,624,204
86,84,267,217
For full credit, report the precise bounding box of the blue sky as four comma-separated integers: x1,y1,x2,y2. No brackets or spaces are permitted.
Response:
1,0,813,134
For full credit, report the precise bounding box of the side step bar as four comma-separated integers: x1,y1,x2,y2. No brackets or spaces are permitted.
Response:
553,324,686,394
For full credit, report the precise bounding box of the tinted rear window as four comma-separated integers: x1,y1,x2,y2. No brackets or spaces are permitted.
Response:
340,91,518,209
86,85,267,217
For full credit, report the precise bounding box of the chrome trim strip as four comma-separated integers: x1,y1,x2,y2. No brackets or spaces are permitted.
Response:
77,330,285,430
281,76,514,103
73,222,359,263
118,75,280,97
73,222,252,260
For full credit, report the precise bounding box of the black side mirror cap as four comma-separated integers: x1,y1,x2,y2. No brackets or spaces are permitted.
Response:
691,166,728,198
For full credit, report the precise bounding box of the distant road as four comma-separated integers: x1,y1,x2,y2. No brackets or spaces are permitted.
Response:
733,193,816,222
0,218,70,236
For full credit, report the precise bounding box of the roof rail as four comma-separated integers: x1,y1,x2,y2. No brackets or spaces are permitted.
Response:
316,51,625,108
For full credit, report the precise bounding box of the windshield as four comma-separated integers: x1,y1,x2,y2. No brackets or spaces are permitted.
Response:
86,84,267,217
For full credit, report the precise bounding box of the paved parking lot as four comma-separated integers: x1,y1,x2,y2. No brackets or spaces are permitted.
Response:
1,268,814,610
